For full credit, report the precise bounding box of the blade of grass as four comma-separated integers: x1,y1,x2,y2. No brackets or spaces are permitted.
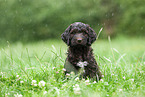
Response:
26,48,34,74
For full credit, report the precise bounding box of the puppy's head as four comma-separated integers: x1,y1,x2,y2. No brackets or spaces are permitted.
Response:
61,22,97,46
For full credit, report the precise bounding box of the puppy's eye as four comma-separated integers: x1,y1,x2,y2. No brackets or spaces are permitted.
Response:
70,32,74,37
83,32,88,37
82,31,87,34
84,34,88,37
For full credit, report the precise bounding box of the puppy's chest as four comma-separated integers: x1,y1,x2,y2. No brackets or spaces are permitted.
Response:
76,61,88,73
77,61,88,67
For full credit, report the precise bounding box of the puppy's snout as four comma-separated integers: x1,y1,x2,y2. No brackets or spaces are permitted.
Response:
74,33,84,44
71,33,87,46
77,39,82,43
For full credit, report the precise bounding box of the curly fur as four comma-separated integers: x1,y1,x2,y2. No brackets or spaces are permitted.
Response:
61,22,102,80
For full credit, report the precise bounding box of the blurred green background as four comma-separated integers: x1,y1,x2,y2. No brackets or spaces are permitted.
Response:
0,0,145,43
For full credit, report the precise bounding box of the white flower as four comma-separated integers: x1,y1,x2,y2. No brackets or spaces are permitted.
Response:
1,72,3,74
56,71,59,74
66,73,70,76
73,84,81,95
16,76,21,81
20,81,24,83
34,84,37,86
62,68,66,71
43,91,47,95
119,89,123,92
123,76,125,80
85,79,90,85
75,77,79,81
85,79,90,83
77,61,87,68
25,67,27,71
70,72,75,75
39,80,46,87
140,71,144,73
93,81,97,83
5,93,10,96
31,80,37,86
100,79,104,82
32,80,37,84
102,75,104,77
52,67,56,70
16,75,19,78
130,79,134,82
14,93,23,97
83,61,88,66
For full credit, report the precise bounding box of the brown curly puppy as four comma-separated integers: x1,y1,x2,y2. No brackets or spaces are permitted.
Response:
61,22,102,81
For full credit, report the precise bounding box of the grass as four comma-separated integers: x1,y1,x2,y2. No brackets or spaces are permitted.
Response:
0,37,145,97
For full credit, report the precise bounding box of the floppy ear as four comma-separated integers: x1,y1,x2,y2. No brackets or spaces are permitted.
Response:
87,26,97,46
61,25,72,46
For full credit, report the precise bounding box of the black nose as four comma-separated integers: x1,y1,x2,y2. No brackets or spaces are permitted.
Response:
77,39,82,43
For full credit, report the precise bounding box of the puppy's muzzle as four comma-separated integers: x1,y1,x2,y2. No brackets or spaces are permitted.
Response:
71,33,87,46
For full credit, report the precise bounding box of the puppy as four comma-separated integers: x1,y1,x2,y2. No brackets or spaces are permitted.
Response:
61,22,102,80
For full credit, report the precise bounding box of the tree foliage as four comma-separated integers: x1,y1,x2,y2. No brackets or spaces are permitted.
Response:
0,0,144,42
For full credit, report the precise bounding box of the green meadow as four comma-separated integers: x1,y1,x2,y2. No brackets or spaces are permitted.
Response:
0,37,145,97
